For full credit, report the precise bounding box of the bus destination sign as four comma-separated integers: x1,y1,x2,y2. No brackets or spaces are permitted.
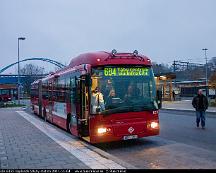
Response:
104,67,149,76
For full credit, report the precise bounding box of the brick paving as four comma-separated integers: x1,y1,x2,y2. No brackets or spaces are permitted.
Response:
0,108,89,169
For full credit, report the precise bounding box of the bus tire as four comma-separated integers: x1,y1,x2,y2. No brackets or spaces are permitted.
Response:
67,114,71,133
43,108,47,122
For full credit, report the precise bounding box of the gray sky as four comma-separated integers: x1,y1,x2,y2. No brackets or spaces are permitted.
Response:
0,0,216,74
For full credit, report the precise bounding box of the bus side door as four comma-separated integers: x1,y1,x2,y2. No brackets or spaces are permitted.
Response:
69,77,79,136
47,80,54,122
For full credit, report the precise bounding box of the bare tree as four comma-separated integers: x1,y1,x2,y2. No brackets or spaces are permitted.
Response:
20,64,46,96
20,64,45,75
152,62,172,74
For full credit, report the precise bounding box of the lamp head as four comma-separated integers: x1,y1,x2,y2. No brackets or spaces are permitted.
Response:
18,37,26,40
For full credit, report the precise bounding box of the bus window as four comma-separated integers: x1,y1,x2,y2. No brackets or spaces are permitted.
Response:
42,81,49,99
70,77,77,116
1,89,10,95
57,78,66,102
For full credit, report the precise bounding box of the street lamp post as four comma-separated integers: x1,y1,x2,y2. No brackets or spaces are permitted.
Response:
202,48,208,97
18,37,26,105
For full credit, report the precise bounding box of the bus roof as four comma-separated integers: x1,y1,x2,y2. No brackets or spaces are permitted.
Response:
69,51,152,67
31,51,152,83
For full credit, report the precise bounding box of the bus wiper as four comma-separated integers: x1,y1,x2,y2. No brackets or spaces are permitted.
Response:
132,105,157,111
102,103,158,116
131,102,158,111
102,106,134,116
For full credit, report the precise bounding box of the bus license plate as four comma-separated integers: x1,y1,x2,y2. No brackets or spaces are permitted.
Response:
123,135,138,140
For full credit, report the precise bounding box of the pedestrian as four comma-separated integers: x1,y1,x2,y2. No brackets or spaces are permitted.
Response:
172,90,176,101
192,89,208,129
0,97,3,107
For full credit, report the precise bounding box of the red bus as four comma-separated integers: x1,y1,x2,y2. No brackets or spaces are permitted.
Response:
0,84,17,102
31,50,161,143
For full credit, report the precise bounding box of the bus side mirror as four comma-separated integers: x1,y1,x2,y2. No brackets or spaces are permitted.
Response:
157,90,162,109
157,100,162,109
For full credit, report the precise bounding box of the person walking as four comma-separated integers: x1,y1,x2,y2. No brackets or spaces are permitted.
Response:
172,90,176,101
192,89,208,129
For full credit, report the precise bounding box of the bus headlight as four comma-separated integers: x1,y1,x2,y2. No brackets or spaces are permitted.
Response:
97,128,107,134
150,122,159,129
97,127,111,134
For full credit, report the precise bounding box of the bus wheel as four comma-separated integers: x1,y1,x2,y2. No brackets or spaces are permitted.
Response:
67,122,71,134
67,114,71,133
43,108,47,122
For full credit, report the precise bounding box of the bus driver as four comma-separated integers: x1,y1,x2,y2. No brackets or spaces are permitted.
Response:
124,83,140,101
91,87,105,113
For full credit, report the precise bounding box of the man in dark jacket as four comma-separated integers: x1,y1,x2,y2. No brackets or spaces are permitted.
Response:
192,89,208,129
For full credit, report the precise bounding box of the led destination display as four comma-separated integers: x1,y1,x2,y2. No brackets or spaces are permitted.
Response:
104,67,149,76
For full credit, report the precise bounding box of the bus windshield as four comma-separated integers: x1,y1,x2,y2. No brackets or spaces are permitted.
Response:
90,66,158,115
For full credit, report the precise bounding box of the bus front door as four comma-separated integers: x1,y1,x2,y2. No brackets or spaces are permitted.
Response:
78,76,90,138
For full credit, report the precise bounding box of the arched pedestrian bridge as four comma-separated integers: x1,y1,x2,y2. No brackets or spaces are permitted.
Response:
0,57,66,74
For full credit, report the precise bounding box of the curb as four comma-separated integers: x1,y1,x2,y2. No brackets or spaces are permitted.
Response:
61,130,137,169
21,110,137,169
80,140,137,169
53,120,138,169
27,110,137,169
161,108,216,117
0,107,26,109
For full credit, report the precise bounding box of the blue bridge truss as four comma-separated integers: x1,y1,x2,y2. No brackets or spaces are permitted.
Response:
0,57,66,74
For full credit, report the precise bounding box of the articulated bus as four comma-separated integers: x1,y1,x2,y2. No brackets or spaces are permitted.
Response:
30,50,161,143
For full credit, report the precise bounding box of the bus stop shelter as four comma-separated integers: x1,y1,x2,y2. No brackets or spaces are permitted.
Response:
155,72,176,101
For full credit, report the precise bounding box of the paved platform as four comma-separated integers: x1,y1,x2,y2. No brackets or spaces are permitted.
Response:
0,108,90,169
0,108,129,169
162,99,216,114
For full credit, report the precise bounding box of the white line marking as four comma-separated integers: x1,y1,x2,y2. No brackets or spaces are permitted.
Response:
16,111,125,169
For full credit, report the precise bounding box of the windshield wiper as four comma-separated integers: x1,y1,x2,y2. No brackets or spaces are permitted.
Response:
102,102,158,116
132,105,157,111
102,106,134,116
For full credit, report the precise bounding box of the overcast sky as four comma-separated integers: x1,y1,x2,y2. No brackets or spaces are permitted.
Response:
0,0,216,74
